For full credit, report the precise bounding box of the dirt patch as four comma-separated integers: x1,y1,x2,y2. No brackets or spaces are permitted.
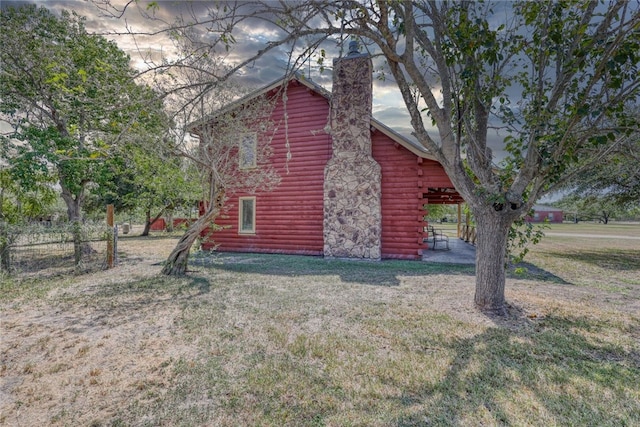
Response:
0,235,191,426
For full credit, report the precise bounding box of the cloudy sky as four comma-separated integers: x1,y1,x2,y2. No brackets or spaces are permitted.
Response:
2,0,441,143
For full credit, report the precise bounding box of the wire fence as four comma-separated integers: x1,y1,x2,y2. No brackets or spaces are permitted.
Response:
0,222,114,279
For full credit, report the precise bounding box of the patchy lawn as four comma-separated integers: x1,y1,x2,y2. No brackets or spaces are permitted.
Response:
1,229,639,426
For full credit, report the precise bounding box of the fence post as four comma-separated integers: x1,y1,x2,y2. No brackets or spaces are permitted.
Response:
107,204,114,269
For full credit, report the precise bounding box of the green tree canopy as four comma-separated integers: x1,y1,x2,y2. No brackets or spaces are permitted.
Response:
562,128,640,209
85,143,202,235
0,5,167,224
554,193,626,224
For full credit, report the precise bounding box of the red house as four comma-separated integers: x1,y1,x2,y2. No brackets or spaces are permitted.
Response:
197,46,460,260
526,205,564,223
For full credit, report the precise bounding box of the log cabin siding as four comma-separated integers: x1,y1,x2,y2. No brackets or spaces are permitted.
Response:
373,134,454,260
200,79,457,259
201,82,330,255
373,132,424,259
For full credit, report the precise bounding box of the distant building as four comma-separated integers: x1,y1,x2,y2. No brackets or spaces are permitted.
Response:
526,205,564,223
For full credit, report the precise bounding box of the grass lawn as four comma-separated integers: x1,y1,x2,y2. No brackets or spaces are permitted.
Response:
1,223,639,426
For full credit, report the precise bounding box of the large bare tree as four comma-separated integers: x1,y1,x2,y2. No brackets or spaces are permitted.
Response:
97,0,639,313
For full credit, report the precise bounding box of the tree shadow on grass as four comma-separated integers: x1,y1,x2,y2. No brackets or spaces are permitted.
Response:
55,275,213,333
393,308,640,426
189,251,476,287
508,261,570,285
189,251,568,287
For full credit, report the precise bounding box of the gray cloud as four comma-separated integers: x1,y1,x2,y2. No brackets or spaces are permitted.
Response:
2,0,519,160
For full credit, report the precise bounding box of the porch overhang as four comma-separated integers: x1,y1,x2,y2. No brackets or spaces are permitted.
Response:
423,187,464,204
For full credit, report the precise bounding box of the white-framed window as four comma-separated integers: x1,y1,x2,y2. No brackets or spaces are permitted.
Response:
548,213,554,221
238,196,256,234
239,132,257,170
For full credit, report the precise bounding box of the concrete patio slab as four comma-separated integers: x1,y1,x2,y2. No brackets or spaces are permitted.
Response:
422,237,476,265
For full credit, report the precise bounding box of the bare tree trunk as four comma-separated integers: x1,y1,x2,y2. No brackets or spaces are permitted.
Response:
161,205,219,275
162,188,225,276
60,187,87,266
142,207,167,237
0,196,10,271
473,209,514,315
0,222,11,273
141,209,152,237
0,244,9,272
166,208,174,232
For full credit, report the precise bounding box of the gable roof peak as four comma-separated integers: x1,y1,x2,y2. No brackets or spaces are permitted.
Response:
190,72,436,161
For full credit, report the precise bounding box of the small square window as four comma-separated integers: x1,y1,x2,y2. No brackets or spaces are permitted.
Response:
239,133,257,170
238,197,256,234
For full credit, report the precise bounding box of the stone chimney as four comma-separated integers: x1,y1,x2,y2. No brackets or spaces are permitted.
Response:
323,41,382,260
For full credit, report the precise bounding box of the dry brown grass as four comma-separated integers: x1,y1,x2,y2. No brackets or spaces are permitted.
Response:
1,225,638,426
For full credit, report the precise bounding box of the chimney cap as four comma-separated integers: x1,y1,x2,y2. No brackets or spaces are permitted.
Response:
344,40,367,59
348,40,360,56
334,40,367,64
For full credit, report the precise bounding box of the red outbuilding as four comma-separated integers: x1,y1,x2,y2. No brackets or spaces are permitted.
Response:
195,47,461,260
526,205,564,223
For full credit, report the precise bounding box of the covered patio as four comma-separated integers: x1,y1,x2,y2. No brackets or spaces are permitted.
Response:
422,187,476,264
